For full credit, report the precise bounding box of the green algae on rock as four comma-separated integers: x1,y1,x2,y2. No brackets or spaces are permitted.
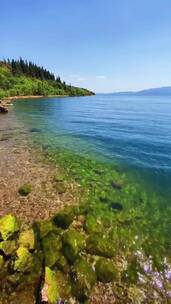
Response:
62,228,86,262
0,255,4,269
13,246,33,273
18,229,35,251
86,234,116,258
0,240,17,256
53,207,75,229
38,220,62,239
18,183,32,196
0,214,19,241
71,257,97,301
42,232,62,267
42,267,59,304
95,257,118,283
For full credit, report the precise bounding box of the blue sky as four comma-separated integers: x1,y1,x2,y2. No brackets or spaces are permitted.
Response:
1,0,171,93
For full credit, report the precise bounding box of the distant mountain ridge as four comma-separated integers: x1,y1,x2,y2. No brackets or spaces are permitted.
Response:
111,86,171,96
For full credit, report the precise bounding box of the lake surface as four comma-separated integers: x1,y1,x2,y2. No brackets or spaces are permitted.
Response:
13,94,171,203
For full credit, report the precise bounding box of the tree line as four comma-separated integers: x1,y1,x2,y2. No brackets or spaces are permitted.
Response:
1,57,62,83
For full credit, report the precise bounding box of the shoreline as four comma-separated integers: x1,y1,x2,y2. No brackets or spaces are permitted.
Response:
0,104,170,303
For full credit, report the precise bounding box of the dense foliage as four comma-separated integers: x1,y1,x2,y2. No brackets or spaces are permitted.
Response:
0,58,93,98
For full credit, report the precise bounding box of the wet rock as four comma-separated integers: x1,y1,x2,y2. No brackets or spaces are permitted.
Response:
18,229,35,251
71,257,97,301
111,181,122,190
55,255,70,274
0,214,19,241
0,105,8,113
38,220,62,239
18,184,32,196
13,246,33,273
41,267,59,304
0,240,17,256
29,127,42,133
84,215,103,234
95,258,118,283
42,232,62,267
62,228,86,262
110,202,123,211
53,208,75,229
86,234,115,258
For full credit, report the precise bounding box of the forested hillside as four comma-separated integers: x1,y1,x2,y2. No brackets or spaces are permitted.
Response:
0,58,94,98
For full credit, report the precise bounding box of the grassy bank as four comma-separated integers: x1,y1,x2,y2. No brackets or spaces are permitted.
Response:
0,59,94,98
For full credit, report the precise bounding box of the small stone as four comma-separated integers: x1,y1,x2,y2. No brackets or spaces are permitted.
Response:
111,181,122,190
18,184,32,196
0,214,19,240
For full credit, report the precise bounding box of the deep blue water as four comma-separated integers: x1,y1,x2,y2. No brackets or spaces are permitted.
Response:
13,94,171,202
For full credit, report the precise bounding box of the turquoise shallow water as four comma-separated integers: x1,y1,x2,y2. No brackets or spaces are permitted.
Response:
12,94,171,204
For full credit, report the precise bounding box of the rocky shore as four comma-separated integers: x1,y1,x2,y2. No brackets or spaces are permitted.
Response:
0,109,170,303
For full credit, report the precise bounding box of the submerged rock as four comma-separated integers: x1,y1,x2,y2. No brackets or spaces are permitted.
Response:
95,258,118,283
86,234,115,258
111,181,122,190
0,105,8,113
38,220,62,239
62,228,86,262
18,184,32,196
0,240,17,256
71,257,97,301
41,267,59,304
110,202,123,211
13,246,33,273
0,214,19,241
42,232,62,267
18,229,35,251
53,208,75,229
84,214,103,234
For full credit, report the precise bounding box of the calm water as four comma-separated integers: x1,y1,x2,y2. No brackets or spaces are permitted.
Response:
13,94,171,202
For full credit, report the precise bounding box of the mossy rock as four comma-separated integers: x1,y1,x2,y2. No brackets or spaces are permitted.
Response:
0,214,19,241
42,232,62,267
84,215,104,234
18,184,32,196
13,246,33,273
53,207,75,229
0,240,17,256
55,270,72,300
43,267,60,304
95,258,118,282
55,255,70,274
62,228,86,262
71,258,97,301
18,229,35,251
38,220,62,239
86,234,116,258
54,173,65,182
55,182,67,194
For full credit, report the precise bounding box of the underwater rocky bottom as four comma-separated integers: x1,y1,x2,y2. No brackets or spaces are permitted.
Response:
0,147,171,304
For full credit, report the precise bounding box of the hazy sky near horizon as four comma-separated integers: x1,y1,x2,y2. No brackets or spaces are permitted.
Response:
1,0,171,93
